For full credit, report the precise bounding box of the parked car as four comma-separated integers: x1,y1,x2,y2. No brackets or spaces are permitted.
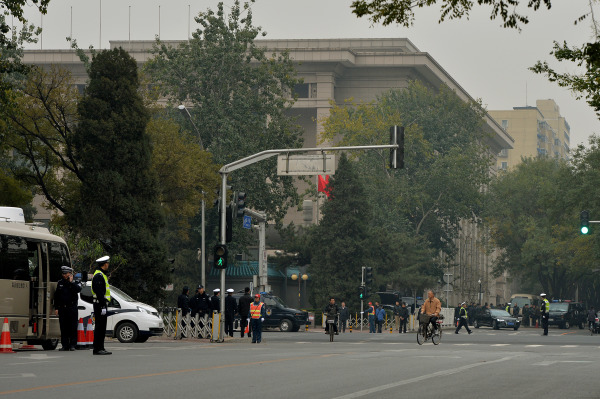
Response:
78,282,164,343
548,301,586,329
473,308,520,330
234,292,309,332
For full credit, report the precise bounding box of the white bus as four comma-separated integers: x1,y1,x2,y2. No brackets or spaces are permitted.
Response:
0,207,71,350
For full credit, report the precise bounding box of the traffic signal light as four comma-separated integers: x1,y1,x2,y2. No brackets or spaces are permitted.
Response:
364,267,373,287
389,125,405,169
236,192,246,217
581,210,590,235
213,244,228,269
359,286,365,300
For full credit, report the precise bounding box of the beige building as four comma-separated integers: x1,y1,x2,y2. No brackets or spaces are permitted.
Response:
490,99,571,171
23,38,514,306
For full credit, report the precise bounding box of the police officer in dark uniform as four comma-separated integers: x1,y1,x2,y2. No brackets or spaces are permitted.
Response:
238,287,252,338
211,288,221,312
54,266,82,351
540,293,550,336
454,302,473,335
177,286,190,338
224,288,237,337
91,256,112,355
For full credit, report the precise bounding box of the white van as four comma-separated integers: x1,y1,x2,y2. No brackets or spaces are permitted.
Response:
78,282,164,343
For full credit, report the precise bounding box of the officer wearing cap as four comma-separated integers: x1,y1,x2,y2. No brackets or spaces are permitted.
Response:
91,256,111,355
454,302,472,335
224,288,237,337
54,266,81,351
211,288,221,313
540,293,550,336
238,287,253,338
249,294,266,343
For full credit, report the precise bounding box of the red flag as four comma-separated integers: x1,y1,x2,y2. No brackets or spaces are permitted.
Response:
318,175,331,198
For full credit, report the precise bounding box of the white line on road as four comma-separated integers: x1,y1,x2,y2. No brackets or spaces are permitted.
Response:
525,345,544,347
532,360,592,366
330,355,517,399
491,344,510,346
0,373,36,379
560,345,579,348
453,343,475,346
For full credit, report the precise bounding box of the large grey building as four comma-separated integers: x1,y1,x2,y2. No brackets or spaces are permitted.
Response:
23,38,514,306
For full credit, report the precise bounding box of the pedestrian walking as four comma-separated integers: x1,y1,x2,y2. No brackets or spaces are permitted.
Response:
249,294,265,343
224,288,237,337
399,302,409,333
393,301,401,332
366,302,376,333
91,256,111,355
339,301,349,333
540,293,550,336
375,303,385,333
238,287,253,338
455,302,473,335
54,266,82,351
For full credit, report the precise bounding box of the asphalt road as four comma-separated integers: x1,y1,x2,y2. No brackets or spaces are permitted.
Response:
2,326,600,399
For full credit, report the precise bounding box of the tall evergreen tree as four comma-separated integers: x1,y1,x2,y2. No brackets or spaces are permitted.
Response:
309,153,373,309
70,48,167,304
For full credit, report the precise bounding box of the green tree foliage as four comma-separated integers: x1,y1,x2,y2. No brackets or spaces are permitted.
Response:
321,82,492,257
484,157,593,299
69,48,167,304
308,153,374,309
144,1,303,227
350,0,551,30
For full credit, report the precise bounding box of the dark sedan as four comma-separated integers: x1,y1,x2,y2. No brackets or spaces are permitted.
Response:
473,309,520,330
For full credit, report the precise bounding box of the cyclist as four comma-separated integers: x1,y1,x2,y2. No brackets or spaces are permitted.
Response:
420,290,441,333
323,297,340,335
588,307,597,331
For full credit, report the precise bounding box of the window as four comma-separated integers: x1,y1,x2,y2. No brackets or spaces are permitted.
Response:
500,162,508,170
49,242,70,283
501,120,509,129
498,149,508,157
0,235,29,280
80,285,94,304
292,83,317,98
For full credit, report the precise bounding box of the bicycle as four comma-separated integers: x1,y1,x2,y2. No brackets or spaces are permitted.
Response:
326,314,338,342
590,317,599,336
417,314,443,345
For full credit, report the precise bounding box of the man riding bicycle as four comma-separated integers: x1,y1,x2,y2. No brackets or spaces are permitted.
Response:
323,297,340,335
420,290,441,333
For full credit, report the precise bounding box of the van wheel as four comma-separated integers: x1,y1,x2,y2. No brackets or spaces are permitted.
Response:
279,319,294,332
116,322,138,343
564,321,570,330
41,339,59,350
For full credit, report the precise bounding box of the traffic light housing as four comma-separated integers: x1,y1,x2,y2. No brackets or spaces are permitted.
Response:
359,286,365,300
213,244,228,269
236,192,246,217
581,210,590,235
364,267,373,287
389,125,405,169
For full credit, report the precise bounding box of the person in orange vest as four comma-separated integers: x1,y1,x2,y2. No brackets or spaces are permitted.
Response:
249,294,265,344
366,302,376,333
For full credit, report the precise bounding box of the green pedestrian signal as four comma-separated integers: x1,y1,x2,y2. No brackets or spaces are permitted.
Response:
580,210,590,235
359,286,365,299
213,244,228,269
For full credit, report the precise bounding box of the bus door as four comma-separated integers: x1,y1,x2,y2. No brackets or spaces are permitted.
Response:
29,240,47,339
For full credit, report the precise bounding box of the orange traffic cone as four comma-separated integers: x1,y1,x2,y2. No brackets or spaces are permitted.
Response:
0,318,14,353
86,319,94,349
244,323,249,335
76,318,87,349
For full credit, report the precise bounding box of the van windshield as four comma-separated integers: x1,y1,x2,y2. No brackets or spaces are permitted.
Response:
510,297,531,308
110,285,135,302
549,303,568,312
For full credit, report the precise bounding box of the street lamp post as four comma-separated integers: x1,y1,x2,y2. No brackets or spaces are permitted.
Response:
291,273,308,308
478,279,482,305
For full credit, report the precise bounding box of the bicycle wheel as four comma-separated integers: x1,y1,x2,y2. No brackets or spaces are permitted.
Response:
417,325,425,345
330,327,334,342
432,327,442,345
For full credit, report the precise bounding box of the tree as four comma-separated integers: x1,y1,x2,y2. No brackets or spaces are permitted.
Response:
484,157,592,298
308,153,374,309
69,48,167,304
144,1,303,228
350,0,552,30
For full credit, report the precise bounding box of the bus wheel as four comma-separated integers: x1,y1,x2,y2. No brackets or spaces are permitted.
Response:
41,339,59,350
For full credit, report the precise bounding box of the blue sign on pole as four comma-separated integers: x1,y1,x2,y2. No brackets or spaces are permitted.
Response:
243,215,252,229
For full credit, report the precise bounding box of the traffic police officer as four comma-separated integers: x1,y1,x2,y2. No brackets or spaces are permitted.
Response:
224,288,237,337
540,293,550,336
54,266,82,351
91,256,112,355
211,288,221,312
249,294,265,343
454,302,472,335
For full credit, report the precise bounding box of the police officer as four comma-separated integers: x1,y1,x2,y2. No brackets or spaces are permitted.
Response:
238,287,253,338
211,288,221,312
54,266,82,351
224,288,237,337
177,286,190,339
91,256,112,355
249,294,265,343
540,293,550,336
455,302,473,335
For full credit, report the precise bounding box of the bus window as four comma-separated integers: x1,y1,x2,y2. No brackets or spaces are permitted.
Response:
0,235,30,281
49,242,69,282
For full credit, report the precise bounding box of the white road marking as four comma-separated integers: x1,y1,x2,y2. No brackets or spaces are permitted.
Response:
17,354,61,360
532,360,592,366
525,345,544,347
0,373,36,379
331,355,518,399
491,344,510,346
560,345,578,348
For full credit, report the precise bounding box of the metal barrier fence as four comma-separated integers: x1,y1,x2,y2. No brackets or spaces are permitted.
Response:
159,308,213,339
331,308,456,332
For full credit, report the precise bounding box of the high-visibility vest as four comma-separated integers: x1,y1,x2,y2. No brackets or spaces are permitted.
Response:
542,299,550,314
461,308,468,319
368,306,375,316
250,302,264,319
91,270,111,301
505,305,510,312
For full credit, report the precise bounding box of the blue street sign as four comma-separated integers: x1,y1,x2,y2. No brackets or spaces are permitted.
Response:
243,215,252,229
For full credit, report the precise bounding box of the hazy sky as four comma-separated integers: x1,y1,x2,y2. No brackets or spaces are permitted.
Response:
20,0,600,147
